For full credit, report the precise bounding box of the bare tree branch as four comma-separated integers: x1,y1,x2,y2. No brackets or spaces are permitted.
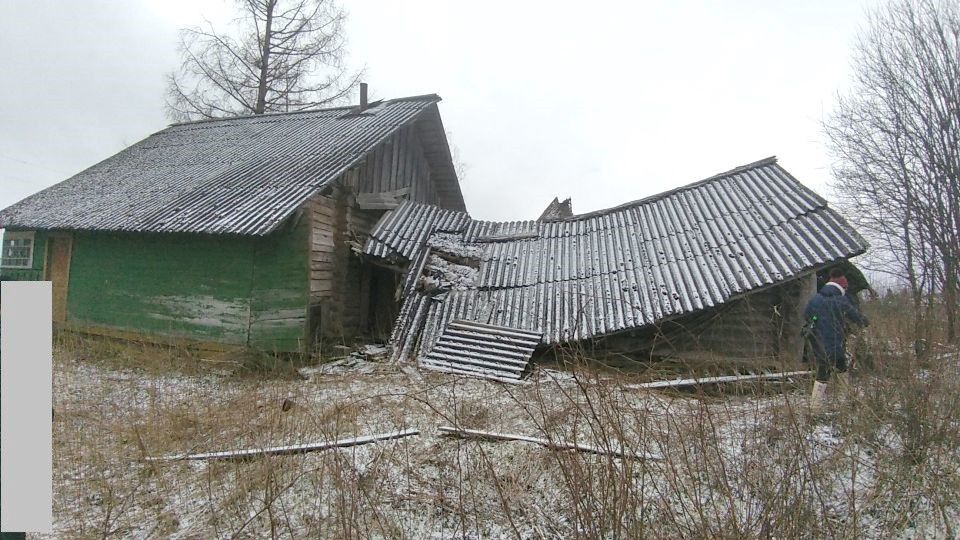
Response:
165,0,364,121
825,0,960,341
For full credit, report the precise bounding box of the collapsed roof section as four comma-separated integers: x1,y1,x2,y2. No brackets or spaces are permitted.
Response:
363,157,868,367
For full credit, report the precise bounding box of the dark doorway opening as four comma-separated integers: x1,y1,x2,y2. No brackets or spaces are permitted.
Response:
364,265,400,341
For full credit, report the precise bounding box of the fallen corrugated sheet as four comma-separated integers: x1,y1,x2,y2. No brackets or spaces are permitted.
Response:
0,95,464,235
145,428,420,462
420,320,541,382
364,157,868,361
438,426,663,461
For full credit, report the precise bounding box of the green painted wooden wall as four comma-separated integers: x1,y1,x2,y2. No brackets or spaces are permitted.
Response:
248,215,312,352
1,218,311,352
66,219,309,352
67,231,254,345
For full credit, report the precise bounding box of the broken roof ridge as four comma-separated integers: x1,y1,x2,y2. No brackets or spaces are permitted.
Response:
166,93,443,128
372,156,799,237
565,156,782,221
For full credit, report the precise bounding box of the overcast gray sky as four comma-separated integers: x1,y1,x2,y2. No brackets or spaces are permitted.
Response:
0,0,879,222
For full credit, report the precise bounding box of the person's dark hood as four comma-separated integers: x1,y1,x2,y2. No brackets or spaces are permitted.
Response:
817,260,873,297
819,282,845,297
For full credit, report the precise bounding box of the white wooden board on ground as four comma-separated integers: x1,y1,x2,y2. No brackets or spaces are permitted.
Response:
438,426,662,461
146,429,420,462
625,370,812,390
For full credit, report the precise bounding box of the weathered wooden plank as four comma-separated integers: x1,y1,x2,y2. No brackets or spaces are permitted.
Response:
356,188,411,210
357,200,402,210
410,137,423,201
309,270,334,280
311,214,337,228
146,429,421,462
379,138,390,191
390,132,401,191
437,426,662,461
311,252,335,262
370,154,381,189
624,370,813,390
373,187,411,199
397,127,409,190
364,156,375,192
357,159,369,192
311,279,334,291
410,127,432,203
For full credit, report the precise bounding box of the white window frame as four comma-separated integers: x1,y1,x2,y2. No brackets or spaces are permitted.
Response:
1,231,35,268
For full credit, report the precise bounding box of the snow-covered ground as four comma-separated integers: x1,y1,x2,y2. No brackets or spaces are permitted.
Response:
40,344,960,539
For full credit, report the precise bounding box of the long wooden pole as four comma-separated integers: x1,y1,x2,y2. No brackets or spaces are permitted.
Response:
438,426,662,461
146,428,420,462
624,370,812,390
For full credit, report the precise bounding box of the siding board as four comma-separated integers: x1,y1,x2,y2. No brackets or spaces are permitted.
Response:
65,232,256,345
248,216,310,352
48,224,309,351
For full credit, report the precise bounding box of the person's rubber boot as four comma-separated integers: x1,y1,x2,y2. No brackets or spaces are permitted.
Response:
810,381,828,415
835,372,850,389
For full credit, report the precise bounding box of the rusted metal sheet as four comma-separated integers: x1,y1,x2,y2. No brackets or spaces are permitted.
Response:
0,96,459,236
367,157,868,352
419,319,541,382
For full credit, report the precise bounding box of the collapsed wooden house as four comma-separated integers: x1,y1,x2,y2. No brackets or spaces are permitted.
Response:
0,91,868,368
0,94,464,351
362,158,869,380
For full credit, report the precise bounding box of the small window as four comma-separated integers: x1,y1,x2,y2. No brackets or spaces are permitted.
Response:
1,231,35,268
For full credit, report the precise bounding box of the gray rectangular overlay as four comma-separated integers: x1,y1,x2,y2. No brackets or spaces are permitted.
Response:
1,281,53,532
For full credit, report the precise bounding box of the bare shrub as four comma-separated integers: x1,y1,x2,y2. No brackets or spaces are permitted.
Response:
47,296,960,538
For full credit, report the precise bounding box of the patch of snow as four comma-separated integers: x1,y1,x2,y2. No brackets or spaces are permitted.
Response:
421,254,478,292
426,232,483,260
298,356,378,378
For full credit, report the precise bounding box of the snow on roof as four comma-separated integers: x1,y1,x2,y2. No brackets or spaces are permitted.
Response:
0,95,461,236
364,157,868,351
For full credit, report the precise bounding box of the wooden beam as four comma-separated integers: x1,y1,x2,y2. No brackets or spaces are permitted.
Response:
438,426,662,461
356,199,403,210
356,188,412,210
624,370,812,390
146,429,420,462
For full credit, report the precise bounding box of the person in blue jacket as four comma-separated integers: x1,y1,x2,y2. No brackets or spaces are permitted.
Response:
803,268,870,411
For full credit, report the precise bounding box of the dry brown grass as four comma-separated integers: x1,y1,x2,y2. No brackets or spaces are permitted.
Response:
41,299,960,539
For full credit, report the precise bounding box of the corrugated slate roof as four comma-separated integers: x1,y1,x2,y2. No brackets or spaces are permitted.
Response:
0,95,460,235
364,157,868,352
420,320,541,382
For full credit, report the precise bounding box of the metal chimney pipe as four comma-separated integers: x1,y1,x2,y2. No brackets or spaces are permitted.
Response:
359,83,368,112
